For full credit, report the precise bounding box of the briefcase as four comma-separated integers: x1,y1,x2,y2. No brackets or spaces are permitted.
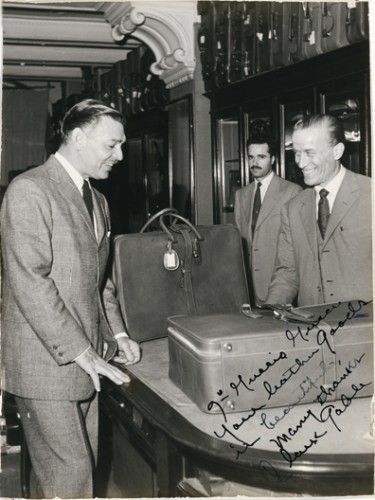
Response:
113,209,249,342
168,300,373,413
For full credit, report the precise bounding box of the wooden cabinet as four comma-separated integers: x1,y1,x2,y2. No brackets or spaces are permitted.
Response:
211,42,370,223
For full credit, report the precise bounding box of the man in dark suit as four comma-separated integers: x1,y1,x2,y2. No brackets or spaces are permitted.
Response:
266,113,372,306
1,99,140,498
235,133,301,304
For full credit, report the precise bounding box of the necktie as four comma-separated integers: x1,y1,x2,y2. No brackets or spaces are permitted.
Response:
318,188,330,239
252,181,262,234
82,179,94,226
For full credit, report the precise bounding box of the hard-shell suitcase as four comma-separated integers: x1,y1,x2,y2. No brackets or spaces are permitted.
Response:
113,209,249,342
282,2,303,65
300,2,324,59
268,2,285,69
346,0,369,43
168,300,373,413
320,2,349,52
254,2,270,73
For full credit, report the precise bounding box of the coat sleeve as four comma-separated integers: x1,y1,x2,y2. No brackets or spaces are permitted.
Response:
266,202,299,305
101,196,127,336
234,189,241,229
1,178,90,365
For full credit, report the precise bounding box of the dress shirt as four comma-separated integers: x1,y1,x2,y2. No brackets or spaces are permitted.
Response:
314,165,346,217
255,170,274,203
54,152,98,239
54,153,128,357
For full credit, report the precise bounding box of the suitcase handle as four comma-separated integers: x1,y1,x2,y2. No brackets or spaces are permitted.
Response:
160,213,204,243
140,208,178,233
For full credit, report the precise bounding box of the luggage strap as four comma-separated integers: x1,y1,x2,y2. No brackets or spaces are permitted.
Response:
181,229,197,314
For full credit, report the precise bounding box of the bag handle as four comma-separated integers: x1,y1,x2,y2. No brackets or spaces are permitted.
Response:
140,208,178,233
159,213,204,243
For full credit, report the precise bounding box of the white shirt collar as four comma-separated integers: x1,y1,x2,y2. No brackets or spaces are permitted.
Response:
255,170,274,202
314,165,346,214
55,151,87,193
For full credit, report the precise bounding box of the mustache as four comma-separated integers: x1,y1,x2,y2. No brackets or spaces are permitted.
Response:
250,166,262,170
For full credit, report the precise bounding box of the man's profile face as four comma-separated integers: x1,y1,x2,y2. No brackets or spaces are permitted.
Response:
247,143,274,180
79,116,126,180
292,124,340,186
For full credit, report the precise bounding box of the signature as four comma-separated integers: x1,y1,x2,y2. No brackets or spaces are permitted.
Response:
229,350,287,396
260,359,333,430
263,348,320,400
270,381,371,467
285,299,372,354
316,353,366,404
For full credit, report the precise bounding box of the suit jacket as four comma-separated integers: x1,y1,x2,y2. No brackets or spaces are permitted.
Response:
266,169,372,306
1,155,125,401
235,174,301,303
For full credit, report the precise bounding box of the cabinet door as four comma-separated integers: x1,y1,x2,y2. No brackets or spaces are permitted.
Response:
318,74,370,176
125,138,147,232
279,89,316,186
144,134,169,217
215,114,241,224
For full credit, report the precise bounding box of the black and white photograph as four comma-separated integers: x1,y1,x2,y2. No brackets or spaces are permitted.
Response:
0,1,373,498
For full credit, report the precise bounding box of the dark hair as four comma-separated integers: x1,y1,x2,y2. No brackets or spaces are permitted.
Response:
61,99,123,143
246,135,276,157
293,114,345,145
246,120,276,156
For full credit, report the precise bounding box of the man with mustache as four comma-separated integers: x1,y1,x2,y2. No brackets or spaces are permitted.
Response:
266,114,372,306
1,99,140,498
235,130,301,305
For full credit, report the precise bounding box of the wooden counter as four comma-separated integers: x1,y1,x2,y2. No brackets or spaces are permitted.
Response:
101,337,374,497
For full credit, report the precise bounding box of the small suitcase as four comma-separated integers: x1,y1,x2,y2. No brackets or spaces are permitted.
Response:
300,2,324,59
282,2,303,65
254,2,270,73
346,0,369,43
113,209,250,342
320,2,349,52
168,300,373,413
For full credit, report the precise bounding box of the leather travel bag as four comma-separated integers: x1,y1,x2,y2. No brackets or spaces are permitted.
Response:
168,300,373,413
113,209,250,342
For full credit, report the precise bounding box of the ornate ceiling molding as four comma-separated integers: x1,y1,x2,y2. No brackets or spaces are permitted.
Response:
97,1,199,89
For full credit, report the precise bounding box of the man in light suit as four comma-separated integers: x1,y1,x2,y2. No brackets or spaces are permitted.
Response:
235,134,301,305
266,113,372,306
1,100,140,498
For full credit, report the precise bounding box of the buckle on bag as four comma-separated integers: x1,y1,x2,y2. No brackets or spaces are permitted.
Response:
240,303,263,319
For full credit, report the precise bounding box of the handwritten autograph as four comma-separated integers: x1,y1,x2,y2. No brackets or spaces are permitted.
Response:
285,299,372,354
270,381,371,467
207,299,372,476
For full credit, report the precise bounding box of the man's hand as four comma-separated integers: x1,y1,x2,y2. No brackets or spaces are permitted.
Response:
113,337,141,365
75,347,130,392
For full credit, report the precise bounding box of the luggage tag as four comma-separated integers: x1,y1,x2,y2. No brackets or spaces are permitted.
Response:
163,241,180,271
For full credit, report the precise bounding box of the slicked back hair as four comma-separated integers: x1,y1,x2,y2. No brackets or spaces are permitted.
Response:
293,114,345,146
246,135,277,158
61,99,123,143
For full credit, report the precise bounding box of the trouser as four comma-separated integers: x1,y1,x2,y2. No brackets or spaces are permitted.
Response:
15,393,98,499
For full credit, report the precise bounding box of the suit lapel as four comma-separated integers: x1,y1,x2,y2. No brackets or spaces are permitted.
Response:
255,175,280,229
322,171,359,248
300,189,318,255
50,158,97,242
